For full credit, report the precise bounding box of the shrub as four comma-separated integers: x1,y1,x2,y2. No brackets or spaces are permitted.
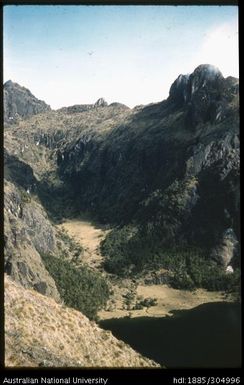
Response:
102,226,241,295
133,303,144,310
41,254,109,320
20,188,31,203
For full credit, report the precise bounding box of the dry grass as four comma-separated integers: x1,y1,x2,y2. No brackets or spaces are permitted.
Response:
98,284,229,320
57,219,110,268
5,274,160,368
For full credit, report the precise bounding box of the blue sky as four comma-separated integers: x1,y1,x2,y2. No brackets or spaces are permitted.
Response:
4,5,239,109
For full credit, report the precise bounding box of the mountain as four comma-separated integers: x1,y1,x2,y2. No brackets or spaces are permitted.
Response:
3,64,240,367
4,64,239,279
4,80,51,122
56,64,239,275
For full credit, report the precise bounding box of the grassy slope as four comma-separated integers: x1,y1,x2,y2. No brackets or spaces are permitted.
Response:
5,274,160,368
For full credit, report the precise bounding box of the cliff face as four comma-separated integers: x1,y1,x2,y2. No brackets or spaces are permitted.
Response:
4,178,61,301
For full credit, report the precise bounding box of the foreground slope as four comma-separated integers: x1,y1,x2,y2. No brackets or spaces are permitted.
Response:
5,275,160,368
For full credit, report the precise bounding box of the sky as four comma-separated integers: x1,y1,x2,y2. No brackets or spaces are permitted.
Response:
3,5,239,109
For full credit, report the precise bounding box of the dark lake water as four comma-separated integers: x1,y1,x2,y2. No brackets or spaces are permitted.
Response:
99,302,241,368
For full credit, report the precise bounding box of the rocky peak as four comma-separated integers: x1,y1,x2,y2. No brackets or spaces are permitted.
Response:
4,80,51,122
189,64,224,98
168,73,190,105
169,64,224,106
168,64,238,127
191,64,223,84
94,97,108,107
4,79,15,88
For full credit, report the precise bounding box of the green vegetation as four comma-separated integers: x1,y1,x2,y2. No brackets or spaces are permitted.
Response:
133,297,158,310
101,178,201,275
19,188,31,204
101,225,138,274
41,254,109,320
102,228,241,295
123,291,135,308
122,291,158,310
163,250,241,293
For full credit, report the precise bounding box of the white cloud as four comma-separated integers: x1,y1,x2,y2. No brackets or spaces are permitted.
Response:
191,20,239,78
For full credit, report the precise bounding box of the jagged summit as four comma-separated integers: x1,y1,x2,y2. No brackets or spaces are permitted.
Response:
168,64,238,126
94,97,108,107
169,64,224,105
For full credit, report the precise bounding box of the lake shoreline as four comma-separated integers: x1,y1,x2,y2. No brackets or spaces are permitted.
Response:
98,285,234,320
99,301,242,368
57,219,235,322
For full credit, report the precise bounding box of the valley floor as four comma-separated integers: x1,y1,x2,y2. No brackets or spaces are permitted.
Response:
57,218,110,269
57,218,232,321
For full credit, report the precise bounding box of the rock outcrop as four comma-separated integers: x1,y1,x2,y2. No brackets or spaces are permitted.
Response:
169,64,238,127
4,80,51,122
94,97,108,107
